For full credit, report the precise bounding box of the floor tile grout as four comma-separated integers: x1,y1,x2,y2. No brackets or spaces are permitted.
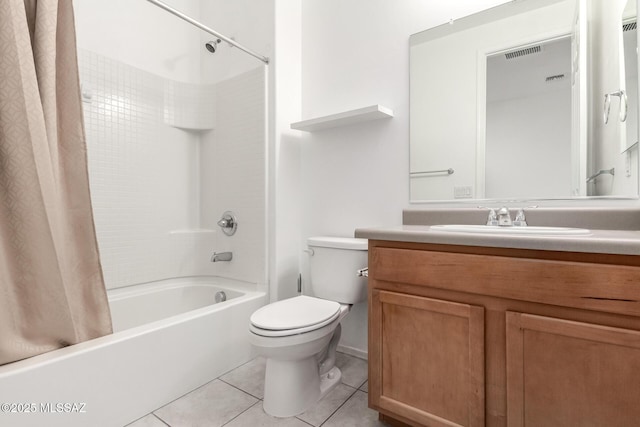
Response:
221,400,262,426
296,417,317,426
318,385,360,427
137,352,370,427
152,412,171,427
218,377,264,401
151,376,219,418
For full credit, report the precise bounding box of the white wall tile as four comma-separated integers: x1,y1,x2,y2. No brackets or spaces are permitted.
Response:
199,67,267,285
79,50,266,289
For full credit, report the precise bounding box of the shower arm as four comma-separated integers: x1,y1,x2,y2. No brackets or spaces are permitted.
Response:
144,0,269,64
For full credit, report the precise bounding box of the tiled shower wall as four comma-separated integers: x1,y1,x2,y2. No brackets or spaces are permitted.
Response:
78,49,265,289
199,67,267,285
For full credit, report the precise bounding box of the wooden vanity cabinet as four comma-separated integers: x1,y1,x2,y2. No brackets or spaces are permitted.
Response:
506,312,640,427
370,290,485,427
367,240,640,427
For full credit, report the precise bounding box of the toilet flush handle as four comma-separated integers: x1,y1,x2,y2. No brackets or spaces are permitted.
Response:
357,267,368,277
302,248,314,256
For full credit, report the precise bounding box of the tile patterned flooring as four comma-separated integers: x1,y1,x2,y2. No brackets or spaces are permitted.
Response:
127,352,386,427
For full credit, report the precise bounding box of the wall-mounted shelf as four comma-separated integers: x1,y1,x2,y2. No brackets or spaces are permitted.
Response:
171,125,216,132
291,104,394,132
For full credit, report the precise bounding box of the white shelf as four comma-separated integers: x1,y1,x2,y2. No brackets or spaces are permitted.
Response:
290,104,394,132
172,125,215,131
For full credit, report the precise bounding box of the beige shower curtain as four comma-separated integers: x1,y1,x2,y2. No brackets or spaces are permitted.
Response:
0,0,112,365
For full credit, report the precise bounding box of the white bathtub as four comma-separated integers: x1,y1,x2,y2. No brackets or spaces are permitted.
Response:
0,276,267,427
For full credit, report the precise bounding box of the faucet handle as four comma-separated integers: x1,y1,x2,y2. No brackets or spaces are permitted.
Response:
497,206,513,227
497,206,509,215
478,206,499,226
513,208,527,227
486,208,498,226
217,211,237,236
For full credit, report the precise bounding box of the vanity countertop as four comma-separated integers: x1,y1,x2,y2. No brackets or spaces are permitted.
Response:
355,225,640,256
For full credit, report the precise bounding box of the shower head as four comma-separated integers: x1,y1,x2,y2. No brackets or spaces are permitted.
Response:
205,39,222,53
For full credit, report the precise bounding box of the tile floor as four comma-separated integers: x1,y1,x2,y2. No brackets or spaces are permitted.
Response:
127,352,387,427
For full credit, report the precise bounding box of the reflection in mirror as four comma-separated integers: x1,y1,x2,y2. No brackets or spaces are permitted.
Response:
485,37,572,198
623,3,638,153
589,0,638,196
409,0,639,202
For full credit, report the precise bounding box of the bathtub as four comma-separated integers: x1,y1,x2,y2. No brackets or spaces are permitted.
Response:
0,276,267,427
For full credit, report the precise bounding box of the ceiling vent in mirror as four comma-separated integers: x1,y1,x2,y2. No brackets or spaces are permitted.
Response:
623,21,637,32
504,45,541,60
545,74,565,83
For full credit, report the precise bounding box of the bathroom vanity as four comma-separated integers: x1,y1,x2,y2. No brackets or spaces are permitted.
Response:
357,211,640,427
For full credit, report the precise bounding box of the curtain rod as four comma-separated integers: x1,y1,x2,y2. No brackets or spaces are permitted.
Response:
145,0,269,64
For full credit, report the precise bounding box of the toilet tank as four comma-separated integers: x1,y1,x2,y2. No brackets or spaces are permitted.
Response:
307,237,368,304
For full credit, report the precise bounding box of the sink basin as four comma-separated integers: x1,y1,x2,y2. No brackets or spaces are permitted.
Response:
430,224,591,236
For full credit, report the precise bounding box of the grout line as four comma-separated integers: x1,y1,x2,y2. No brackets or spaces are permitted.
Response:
317,385,360,427
296,383,358,427
295,417,316,426
151,378,219,414
218,377,264,400
220,400,262,426
351,379,367,390
152,413,171,427
151,358,262,415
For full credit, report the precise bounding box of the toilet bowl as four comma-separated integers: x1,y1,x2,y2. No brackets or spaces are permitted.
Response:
249,237,367,417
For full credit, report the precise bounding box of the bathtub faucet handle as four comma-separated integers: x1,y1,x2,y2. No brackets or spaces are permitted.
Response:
217,211,238,236
217,218,231,228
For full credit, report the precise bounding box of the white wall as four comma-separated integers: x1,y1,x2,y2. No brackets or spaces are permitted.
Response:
199,0,274,85
486,87,572,198
295,0,512,356
270,0,303,302
75,0,202,83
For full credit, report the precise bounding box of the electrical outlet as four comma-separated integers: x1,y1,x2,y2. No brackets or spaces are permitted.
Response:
454,186,473,199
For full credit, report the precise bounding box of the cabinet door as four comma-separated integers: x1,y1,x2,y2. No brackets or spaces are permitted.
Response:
370,290,485,427
506,312,640,427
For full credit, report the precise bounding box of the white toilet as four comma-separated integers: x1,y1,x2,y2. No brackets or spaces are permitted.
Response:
249,236,368,417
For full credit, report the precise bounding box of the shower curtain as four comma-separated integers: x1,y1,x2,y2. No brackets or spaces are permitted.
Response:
0,0,112,365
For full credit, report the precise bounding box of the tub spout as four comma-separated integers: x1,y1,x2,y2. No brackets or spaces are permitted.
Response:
211,251,232,262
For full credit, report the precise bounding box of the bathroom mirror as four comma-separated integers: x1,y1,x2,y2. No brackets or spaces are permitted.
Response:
409,0,639,201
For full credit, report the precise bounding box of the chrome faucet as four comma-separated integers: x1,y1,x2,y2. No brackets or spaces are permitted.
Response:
217,211,237,236
486,208,498,226
482,205,529,227
211,251,233,262
513,208,527,227
497,207,512,226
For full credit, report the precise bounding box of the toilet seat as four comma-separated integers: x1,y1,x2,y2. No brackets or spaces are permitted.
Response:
250,296,342,337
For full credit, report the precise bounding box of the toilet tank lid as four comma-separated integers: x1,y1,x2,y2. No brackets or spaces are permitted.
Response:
307,236,368,250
